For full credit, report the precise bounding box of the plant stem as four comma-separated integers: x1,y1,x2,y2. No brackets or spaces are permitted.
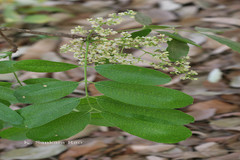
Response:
13,72,23,86
117,27,143,32
84,40,90,97
120,46,124,54
78,65,95,68
8,55,23,86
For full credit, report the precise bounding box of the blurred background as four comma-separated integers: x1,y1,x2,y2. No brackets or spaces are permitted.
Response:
0,0,240,160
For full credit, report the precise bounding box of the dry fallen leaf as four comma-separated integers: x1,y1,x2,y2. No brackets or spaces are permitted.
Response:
59,141,107,160
129,144,175,154
230,76,240,88
0,139,32,151
18,39,59,60
202,17,240,26
146,156,168,160
0,144,67,160
187,108,216,121
195,142,228,157
179,137,202,146
174,0,194,4
88,83,103,96
204,134,240,144
210,117,240,131
188,99,239,114
159,0,181,11
206,152,240,160
113,154,142,160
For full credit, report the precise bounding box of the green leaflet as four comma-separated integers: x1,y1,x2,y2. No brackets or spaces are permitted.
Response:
90,113,114,127
14,81,79,104
203,33,240,53
3,5,22,23
97,96,194,125
26,112,90,141
0,82,12,88
167,39,190,62
74,97,113,126
0,121,4,129
75,97,98,111
0,99,11,106
145,25,181,30
101,112,192,143
195,27,230,34
95,81,193,109
95,64,171,85
134,12,152,26
19,6,66,14
23,14,54,24
0,103,23,125
131,29,152,38
158,31,200,47
14,59,79,73
0,86,18,104
0,127,28,141
18,98,81,128
0,61,18,74
23,78,60,85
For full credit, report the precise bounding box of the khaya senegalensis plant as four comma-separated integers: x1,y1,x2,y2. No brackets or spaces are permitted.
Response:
0,10,240,143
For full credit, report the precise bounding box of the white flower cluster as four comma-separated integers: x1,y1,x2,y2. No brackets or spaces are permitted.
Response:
61,10,197,80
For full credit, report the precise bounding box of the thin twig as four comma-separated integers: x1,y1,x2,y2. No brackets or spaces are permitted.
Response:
0,27,85,39
0,30,18,53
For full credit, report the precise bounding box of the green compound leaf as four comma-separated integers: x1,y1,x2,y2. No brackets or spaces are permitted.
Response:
14,81,79,104
203,33,240,53
101,112,192,143
167,39,190,62
131,29,152,38
135,12,152,26
26,112,90,142
18,98,81,128
158,31,200,47
90,112,114,127
0,82,12,88
0,127,28,141
0,103,23,125
95,81,193,109
23,78,60,85
0,61,18,74
14,59,79,73
95,64,171,85
0,86,18,104
97,96,194,125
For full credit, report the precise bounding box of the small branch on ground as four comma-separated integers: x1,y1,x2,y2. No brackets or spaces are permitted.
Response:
0,27,85,39
0,27,86,55
0,30,18,53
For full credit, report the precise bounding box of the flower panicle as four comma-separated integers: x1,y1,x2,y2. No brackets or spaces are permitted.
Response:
60,10,197,80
